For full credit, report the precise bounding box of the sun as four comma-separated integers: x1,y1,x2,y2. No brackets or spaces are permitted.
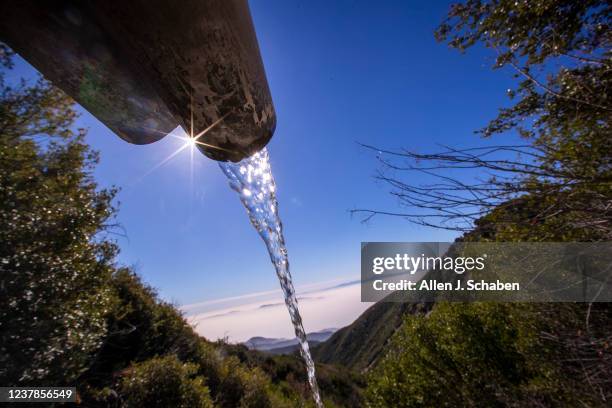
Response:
185,136,197,147
136,108,234,183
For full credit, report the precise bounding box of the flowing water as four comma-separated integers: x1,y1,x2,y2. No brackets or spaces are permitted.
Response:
219,148,323,408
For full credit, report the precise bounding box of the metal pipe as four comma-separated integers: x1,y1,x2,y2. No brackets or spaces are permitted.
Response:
0,0,276,162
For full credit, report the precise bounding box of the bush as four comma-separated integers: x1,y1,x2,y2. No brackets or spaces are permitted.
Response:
366,302,612,407
366,303,558,407
118,355,213,408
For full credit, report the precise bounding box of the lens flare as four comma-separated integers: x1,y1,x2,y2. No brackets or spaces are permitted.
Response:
137,107,231,184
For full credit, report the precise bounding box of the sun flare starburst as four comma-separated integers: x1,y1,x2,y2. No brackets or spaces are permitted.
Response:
137,106,232,183
185,136,197,147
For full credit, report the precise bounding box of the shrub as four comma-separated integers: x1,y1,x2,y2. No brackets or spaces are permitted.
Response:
118,355,213,408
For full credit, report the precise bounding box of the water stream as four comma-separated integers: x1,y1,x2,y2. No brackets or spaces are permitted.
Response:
219,148,323,408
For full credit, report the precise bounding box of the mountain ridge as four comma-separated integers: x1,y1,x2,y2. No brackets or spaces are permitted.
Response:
312,302,432,370
243,328,337,354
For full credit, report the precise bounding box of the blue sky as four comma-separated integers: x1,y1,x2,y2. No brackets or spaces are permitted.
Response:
12,1,517,335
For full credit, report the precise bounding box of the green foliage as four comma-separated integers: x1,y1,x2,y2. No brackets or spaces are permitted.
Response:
79,266,297,407
0,45,117,385
227,344,366,407
470,193,608,242
433,0,611,241
83,269,204,381
213,355,287,408
436,0,609,66
360,0,610,235
119,355,213,408
436,0,611,238
366,302,612,407
362,3,612,406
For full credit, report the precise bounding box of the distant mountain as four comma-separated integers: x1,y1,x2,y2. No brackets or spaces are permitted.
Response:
244,328,337,355
312,301,432,371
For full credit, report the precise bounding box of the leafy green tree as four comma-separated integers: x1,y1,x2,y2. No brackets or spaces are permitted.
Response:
363,2,612,407
355,0,611,240
0,44,117,385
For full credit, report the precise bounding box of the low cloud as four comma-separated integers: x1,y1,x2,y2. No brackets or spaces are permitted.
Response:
184,279,372,343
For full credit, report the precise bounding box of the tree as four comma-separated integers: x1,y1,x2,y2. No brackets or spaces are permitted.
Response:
361,3,612,406
354,0,611,240
0,44,118,385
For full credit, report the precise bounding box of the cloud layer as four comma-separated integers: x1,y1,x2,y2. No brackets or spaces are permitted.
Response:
183,279,371,343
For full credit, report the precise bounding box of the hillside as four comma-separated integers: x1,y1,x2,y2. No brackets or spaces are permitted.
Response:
313,301,431,371
313,259,458,371
224,343,366,407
